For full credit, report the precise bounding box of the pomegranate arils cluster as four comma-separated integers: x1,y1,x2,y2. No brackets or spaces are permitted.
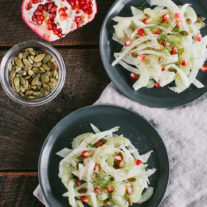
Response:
22,0,97,41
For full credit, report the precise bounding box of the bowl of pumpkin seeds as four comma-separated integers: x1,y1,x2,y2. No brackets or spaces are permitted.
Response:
0,40,66,106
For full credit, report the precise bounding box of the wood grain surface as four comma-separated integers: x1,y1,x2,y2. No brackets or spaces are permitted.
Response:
0,0,113,47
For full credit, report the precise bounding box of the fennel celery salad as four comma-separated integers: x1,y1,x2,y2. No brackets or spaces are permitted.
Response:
56,124,156,207
112,0,207,93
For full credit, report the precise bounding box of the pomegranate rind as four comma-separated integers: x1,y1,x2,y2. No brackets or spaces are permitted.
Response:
21,0,97,42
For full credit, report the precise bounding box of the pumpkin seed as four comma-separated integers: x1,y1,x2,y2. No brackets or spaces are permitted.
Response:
14,77,20,92
43,54,51,63
20,77,25,85
24,80,29,89
16,66,22,72
50,78,57,84
50,57,55,62
28,56,34,64
31,85,37,90
39,67,45,73
25,63,32,71
18,53,23,59
28,50,36,56
53,62,58,70
32,67,40,73
20,92,24,97
33,62,42,67
9,62,13,71
43,83,50,91
20,86,25,93
15,58,23,67
25,76,31,80
34,54,45,62
25,91,33,96
32,77,39,85
40,88,47,96
42,63,50,70
48,82,56,89
28,96,36,99
41,74,49,83
28,70,34,76
10,72,16,80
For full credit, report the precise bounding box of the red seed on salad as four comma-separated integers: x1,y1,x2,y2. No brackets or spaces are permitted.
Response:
182,60,189,66
82,150,90,158
76,178,82,186
162,14,170,22
161,67,166,71
125,40,132,46
81,196,89,203
137,28,145,36
201,65,207,72
117,161,124,168
143,18,151,24
95,140,102,147
196,33,202,42
107,185,114,193
93,187,101,194
153,28,161,34
174,13,181,20
176,20,183,26
138,54,146,61
126,186,133,194
114,154,122,161
135,159,143,165
171,47,177,55
130,73,139,81
154,82,162,88
94,164,101,173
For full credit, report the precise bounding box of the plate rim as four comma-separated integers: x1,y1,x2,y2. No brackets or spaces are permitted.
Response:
99,0,207,108
38,104,169,207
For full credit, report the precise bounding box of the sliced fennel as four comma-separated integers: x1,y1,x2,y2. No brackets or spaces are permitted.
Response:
57,124,155,207
112,0,207,93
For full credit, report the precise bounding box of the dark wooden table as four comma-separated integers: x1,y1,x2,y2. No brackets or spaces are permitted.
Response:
0,1,113,206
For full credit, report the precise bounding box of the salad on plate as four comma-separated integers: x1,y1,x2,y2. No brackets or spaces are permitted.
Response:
112,0,207,93
57,124,155,207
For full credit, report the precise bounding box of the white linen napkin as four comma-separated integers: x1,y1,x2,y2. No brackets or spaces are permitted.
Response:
34,83,207,207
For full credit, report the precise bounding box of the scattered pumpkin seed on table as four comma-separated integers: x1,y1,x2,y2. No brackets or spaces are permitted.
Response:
9,48,59,99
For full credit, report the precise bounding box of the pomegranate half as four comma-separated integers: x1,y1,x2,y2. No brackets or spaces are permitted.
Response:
21,0,97,42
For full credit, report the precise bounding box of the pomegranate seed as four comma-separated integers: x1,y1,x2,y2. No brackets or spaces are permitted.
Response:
76,178,81,186
126,186,133,195
93,187,101,194
135,159,143,165
26,2,33,10
51,5,57,13
60,13,68,20
138,54,146,61
75,16,82,28
31,0,37,4
36,0,43,2
47,23,53,30
196,33,202,42
174,13,181,20
154,82,162,88
37,15,44,21
143,18,151,24
37,4,43,10
82,150,90,158
95,140,102,147
81,196,89,203
201,65,207,72
125,40,131,46
153,28,161,34
32,15,37,22
130,73,139,80
161,67,165,71
182,60,189,66
162,14,170,22
47,19,53,24
48,2,54,11
37,20,43,25
114,154,122,161
161,40,166,47
138,28,145,36
176,20,183,26
49,13,56,20
107,185,114,193
94,164,100,173
35,10,43,16
43,4,48,11
59,8,66,15
117,161,124,168
171,47,177,55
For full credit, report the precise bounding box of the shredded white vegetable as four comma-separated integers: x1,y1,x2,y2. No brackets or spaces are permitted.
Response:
57,124,155,207
112,0,207,93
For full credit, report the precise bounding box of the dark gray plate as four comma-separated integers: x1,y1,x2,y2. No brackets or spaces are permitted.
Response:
39,105,169,207
100,0,207,108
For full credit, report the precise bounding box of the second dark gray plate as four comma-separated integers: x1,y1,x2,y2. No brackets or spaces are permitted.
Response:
39,105,169,207
100,0,207,108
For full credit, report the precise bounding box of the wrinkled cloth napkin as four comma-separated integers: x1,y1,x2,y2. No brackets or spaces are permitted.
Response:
34,83,207,207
